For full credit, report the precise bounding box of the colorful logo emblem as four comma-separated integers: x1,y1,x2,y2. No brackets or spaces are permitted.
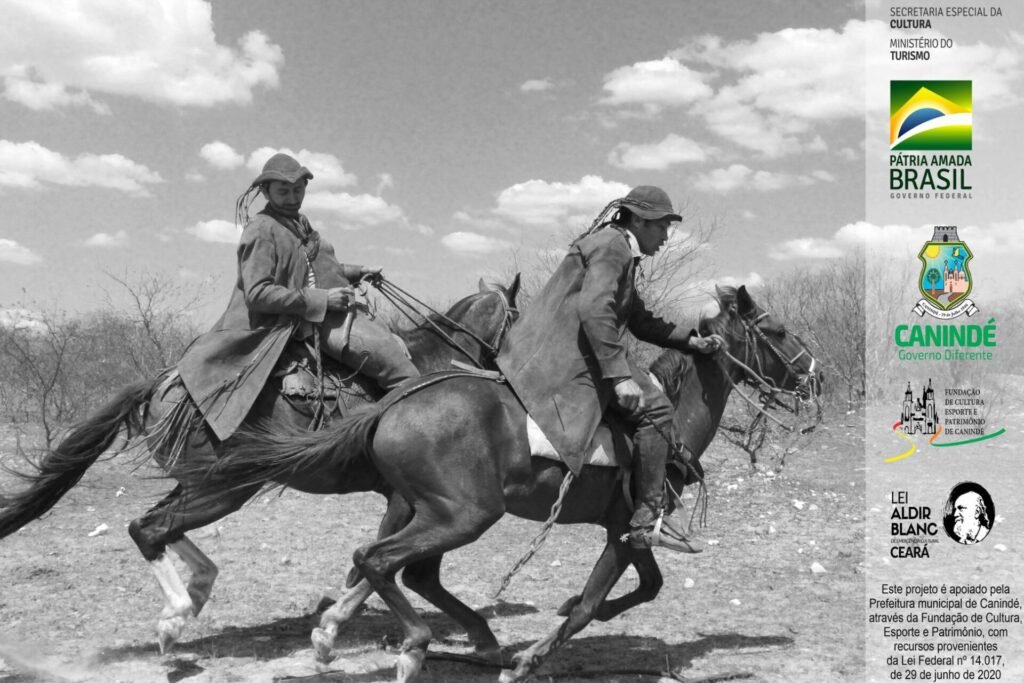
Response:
886,379,1004,463
890,81,972,150
913,225,978,319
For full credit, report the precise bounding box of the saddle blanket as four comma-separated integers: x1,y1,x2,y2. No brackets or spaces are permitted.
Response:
527,417,625,468
525,373,664,469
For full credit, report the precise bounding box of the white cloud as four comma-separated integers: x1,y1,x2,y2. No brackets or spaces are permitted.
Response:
520,79,554,93
0,140,162,195
441,231,512,255
247,147,357,188
960,221,1024,253
769,221,917,261
200,141,245,170
608,134,708,171
304,191,431,235
769,237,845,260
187,219,238,244
1,0,283,110
693,164,830,194
719,271,764,289
2,68,109,114
375,172,394,195
601,58,713,110
84,230,128,248
493,175,630,228
0,238,41,265
0,307,47,332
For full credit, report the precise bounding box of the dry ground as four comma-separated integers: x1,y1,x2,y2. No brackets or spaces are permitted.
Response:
0,409,865,683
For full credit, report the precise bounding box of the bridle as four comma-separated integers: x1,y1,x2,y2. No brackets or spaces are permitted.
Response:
718,308,822,434
369,276,517,369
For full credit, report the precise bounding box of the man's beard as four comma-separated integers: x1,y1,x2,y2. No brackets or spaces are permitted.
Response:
270,200,301,217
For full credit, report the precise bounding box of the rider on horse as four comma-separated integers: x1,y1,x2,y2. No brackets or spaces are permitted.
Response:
496,186,722,553
177,152,420,441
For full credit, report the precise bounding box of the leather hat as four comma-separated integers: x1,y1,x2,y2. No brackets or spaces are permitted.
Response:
620,186,682,222
250,153,313,187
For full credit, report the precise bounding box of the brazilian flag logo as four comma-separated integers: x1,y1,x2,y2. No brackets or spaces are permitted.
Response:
890,81,972,151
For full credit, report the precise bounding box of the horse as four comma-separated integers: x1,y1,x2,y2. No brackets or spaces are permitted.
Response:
0,275,520,653
192,285,822,682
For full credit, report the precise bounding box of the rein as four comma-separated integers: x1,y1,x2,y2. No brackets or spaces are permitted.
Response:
370,277,516,369
718,311,821,434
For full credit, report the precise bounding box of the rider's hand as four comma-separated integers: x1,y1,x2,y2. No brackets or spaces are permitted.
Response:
359,266,383,284
613,378,645,414
689,334,725,355
326,286,355,311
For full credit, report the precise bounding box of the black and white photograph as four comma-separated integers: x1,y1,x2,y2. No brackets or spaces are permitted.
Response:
1,2,1021,681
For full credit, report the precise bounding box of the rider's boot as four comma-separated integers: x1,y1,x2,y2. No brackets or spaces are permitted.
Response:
324,312,420,393
626,420,703,554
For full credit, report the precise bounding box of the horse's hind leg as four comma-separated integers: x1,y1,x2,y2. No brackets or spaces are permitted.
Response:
556,531,664,622
129,483,261,653
401,554,501,664
169,536,218,616
502,539,632,683
353,505,502,683
313,492,412,662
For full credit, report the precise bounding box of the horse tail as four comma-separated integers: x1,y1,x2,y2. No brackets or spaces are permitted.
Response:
0,380,154,539
193,403,384,494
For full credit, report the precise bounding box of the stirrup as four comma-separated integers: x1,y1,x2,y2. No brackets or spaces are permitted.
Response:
622,511,703,554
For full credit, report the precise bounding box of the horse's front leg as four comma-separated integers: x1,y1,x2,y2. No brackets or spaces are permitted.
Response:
501,536,632,683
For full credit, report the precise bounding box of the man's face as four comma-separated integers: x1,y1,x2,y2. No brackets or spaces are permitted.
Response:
953,491,987,542
262,179,307,215
632,216,675,256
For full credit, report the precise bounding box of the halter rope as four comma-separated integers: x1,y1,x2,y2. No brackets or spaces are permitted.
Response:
717,310,822,435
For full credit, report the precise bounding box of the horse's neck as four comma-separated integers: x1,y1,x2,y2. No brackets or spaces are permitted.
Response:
674,354,737,457
399,324,486,373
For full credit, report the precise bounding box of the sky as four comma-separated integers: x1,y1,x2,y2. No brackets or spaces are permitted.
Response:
0,0,1021,327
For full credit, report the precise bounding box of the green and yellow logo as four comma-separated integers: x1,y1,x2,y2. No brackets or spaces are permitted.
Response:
890,81,972,150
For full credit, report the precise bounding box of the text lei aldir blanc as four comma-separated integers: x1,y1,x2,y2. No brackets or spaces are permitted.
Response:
871,581,1021,681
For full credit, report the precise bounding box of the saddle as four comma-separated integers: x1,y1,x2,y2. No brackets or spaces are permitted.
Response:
272,340,378,419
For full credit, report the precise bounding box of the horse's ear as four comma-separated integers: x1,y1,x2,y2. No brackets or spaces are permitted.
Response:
737,285,755,315
478,278,492,293
714,284,725,301
508,272,522,304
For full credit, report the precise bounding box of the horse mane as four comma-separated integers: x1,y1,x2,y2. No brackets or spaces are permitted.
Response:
649,350,690,404
697,285,737,341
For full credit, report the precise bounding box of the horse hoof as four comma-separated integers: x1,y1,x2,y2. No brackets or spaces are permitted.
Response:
311,628,336,663
556,594,581,617
497,669,524,683
474,643,503,666
395,648,425,683
156,616,186,654
188,588,210,617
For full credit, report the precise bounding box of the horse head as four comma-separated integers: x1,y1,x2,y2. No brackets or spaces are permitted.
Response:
703,284,822,404
398,273,520,371
474,272,521,353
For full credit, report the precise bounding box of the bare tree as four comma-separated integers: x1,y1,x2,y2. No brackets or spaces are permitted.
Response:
101,269,212,376
760,254,866,408
0,270,213,447
0,309,83,446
